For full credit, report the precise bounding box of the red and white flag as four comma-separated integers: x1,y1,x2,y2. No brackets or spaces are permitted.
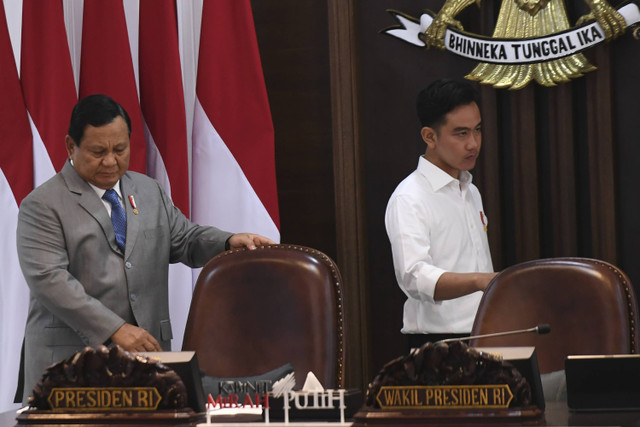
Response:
0,2,33,412
192,0,280,243
0,0,281,407
21,0,77,176
139,0,193,350
139,0,189,217
79,0,145,173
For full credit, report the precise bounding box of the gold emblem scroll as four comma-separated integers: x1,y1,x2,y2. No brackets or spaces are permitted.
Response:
47,387,162,412
376,385,514,410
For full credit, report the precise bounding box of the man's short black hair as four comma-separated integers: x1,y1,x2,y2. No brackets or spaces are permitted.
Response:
68,94,132,145
416,79,480,129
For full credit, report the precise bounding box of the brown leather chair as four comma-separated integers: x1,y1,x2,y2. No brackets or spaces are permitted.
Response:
182,244,345,389
470,257,640,374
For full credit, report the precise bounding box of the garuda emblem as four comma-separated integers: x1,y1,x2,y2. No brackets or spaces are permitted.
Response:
383,0,640,89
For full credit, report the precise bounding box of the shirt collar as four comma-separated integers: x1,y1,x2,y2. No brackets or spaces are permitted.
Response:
417,156,472,192
89,180,123,201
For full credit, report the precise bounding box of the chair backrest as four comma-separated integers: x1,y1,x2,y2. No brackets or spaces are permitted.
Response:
182,244,345,389
470,257,640,374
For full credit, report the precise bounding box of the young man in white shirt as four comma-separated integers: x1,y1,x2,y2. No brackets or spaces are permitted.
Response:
385,78,498,351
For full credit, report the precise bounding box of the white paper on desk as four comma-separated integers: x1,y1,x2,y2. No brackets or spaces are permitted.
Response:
301,371,324,392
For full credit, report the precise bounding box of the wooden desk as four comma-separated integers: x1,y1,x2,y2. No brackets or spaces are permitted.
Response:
544,401,640,426
3,402,640,426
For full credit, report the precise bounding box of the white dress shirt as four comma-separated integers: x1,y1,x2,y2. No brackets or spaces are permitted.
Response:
70,159,124,215
385,156,494,334
88,180,125,216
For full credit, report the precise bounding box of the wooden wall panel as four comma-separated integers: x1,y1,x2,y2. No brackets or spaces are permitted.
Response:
327,0,371,390
612,30,640,297
476,87,503,269
548,84,578,255
586,45,617,263
511,88,541,261
252,0,639,390
251,1,337,260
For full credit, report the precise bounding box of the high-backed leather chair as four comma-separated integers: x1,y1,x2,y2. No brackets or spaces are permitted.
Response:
182,244,345,389
470,257,640,374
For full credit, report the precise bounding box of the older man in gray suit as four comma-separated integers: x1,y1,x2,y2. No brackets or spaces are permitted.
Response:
16,94,274,404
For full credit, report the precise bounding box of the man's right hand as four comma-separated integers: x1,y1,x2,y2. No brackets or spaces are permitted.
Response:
110,323,162,352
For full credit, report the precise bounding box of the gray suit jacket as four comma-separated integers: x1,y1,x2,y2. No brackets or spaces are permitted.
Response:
17,161,233,403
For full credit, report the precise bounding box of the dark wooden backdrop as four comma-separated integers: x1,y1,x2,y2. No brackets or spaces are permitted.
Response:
251,0,640,391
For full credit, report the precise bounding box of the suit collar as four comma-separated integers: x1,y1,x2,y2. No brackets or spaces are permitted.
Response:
119,173,140,260
61,159,92,195
62,160,135,258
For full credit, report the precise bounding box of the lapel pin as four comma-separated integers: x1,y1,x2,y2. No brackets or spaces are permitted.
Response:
480,211,487,233
128,195,139,215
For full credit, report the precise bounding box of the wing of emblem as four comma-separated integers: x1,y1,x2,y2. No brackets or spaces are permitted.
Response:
466,0,596,88
424,0,480,49
577,0,626,39
385,1,639,89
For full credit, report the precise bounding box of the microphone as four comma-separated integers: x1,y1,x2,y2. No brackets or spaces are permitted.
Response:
438,323,551,344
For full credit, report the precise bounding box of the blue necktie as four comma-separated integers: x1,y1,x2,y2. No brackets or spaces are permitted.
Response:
102,189,127,253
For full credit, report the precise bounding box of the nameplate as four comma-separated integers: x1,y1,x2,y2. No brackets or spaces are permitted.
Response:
375,385,513,410
47,387,162,412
